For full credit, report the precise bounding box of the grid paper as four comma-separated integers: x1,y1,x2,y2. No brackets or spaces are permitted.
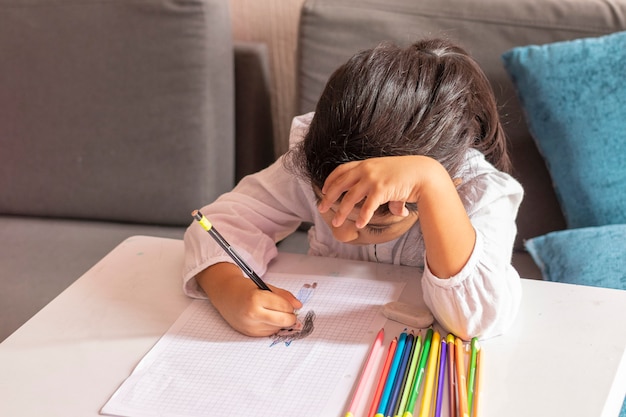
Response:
101,272,405,417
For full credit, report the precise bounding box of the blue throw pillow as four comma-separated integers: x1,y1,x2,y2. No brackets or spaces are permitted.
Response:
502,31,626,229
525,225,626,290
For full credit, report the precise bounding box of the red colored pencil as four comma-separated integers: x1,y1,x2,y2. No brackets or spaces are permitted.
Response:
446,334,456,417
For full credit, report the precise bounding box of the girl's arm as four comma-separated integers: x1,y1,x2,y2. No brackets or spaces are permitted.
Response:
319,153,523,338
182,114,316,336
183,156,316,298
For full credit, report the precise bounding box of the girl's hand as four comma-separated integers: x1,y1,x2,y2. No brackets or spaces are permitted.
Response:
318,155,437,228
196,263,303,336
318,155,476,278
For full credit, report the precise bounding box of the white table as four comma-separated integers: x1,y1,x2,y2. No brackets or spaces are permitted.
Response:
1,236,625,416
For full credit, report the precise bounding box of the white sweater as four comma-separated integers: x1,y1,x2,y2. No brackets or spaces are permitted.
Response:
183,113,524,340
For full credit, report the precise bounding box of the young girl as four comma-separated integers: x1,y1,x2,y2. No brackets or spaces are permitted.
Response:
183,38,523,340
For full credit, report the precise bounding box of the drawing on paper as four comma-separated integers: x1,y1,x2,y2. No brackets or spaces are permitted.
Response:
296,282,317,304
270,310,316,347
269,282,317,347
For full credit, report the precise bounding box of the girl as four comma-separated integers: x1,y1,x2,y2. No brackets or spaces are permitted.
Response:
183,38,523,340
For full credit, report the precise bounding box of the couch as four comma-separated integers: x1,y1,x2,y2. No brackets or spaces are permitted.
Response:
0,0,275,340
2,0,625,341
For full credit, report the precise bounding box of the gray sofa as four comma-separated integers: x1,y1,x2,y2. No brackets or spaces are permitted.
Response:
2,0,625,341
0,0,275,340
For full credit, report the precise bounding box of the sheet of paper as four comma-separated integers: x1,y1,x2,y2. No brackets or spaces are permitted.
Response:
101,272,405,417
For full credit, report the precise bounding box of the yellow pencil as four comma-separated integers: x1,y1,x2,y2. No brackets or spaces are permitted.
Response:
455,337,469,417
418,331,440,417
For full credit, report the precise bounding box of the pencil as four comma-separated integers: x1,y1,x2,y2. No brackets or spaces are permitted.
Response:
386,332,414,417
345,328,385,417
369,337,398,417
395,332,422,416
434,339,447,417
402,328,433,417
471,343,483,417
417,330,440,417
455,337,469,417
446,334,456,417
376,332,408,417
192,210,271,291
466,337,479,413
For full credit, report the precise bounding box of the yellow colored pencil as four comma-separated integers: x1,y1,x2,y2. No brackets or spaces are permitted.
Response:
418,331,441,417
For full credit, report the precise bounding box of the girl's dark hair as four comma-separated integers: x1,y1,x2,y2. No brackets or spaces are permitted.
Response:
287,38,511,191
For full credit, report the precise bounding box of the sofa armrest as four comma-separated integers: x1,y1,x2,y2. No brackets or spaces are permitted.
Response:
234,41,275,181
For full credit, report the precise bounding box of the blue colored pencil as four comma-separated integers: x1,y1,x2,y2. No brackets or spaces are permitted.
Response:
375,332,408,416
385,332,414,417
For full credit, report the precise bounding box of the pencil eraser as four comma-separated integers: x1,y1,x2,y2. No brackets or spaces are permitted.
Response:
382,301,434,328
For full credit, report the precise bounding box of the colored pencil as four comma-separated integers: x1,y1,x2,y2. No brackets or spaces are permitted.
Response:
368,337,398,417
417,331,441,417
402,328,433,417
472,344,483,417
466,337,479,413
375,332,408,417
345,328,385,417
446,334,456,417
395,332,423,416
434,339,448,417
455,337,469,417
431,340,442,417
386,332,414,417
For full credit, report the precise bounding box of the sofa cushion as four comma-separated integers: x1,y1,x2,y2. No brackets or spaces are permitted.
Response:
0,0,234,226
525,225,626,290
502,31,626,229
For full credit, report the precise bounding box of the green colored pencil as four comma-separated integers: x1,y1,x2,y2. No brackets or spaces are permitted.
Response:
402,328,433,417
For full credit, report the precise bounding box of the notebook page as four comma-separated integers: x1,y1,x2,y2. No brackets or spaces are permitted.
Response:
101,272,405,417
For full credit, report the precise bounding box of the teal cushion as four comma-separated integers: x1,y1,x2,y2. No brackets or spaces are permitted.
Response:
525,225,626,290
502,31,626,229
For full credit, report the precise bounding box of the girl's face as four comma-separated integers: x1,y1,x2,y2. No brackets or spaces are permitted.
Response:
317,198,419,245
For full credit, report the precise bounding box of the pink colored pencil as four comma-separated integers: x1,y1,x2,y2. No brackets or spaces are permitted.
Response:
345,328,385,417
367,336,398,417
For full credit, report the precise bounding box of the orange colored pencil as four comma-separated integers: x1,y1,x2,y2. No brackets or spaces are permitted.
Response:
455,337,469,417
